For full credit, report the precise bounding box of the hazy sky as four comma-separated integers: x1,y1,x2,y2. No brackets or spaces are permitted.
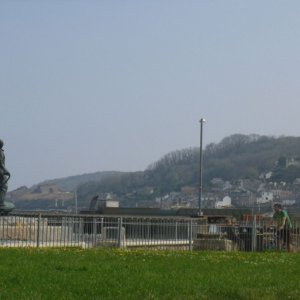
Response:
1,1,300,190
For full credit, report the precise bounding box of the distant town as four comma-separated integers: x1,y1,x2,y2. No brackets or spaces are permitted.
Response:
7,170,300,213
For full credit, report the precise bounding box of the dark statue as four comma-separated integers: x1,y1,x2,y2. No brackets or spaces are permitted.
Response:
0,139,14,214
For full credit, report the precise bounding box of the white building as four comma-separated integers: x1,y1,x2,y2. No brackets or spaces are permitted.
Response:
256,192,273,204
282,199,296,206
215,196,232,208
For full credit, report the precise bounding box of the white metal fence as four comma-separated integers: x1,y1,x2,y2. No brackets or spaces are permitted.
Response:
0,213,299,252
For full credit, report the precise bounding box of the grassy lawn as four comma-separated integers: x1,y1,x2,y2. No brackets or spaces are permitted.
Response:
0,248,299,300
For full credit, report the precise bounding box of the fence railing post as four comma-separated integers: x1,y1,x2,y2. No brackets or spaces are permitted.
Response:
252,215,257,252
92,216,97,247
100,217,104,242
118,217,123,248
189,219,193,251
37,213,41,248
79,216,83,245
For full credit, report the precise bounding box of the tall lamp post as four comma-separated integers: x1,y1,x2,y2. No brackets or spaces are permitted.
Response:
198,118,206,216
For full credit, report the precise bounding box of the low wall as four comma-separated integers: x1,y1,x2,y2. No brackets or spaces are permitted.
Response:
0,216,72,242
193,239,238,251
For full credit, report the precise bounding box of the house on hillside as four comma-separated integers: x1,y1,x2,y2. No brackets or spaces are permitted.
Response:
257,191,274,204
181,186,197,194
210,178,232,192
286,157,300,168
281,199,296,206
272,189,294,201
230,188,255,207
215,196,232,208
32,184,61,194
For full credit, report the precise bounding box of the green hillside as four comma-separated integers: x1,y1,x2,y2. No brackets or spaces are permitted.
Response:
74,134,300,207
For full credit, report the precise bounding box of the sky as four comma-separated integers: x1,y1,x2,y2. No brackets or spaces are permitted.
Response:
1,1,300,190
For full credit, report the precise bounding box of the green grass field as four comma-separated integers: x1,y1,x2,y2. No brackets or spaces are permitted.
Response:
0,248,299,300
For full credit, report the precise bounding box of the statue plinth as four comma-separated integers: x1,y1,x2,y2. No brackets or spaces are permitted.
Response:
0,201,15,215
